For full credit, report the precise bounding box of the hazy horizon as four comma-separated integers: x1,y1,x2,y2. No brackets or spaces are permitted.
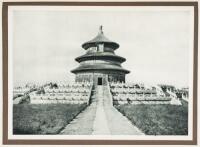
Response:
10,6,193,88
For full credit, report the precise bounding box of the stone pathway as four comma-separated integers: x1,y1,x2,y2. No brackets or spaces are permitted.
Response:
92,86,110,135
60,91,97,135
60,85,144,135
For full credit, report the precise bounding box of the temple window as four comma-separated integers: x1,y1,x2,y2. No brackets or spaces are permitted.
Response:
98,44,104,52
87,47,97,53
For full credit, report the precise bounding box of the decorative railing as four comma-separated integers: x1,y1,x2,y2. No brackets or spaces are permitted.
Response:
109,82,172,105
29,82,93,104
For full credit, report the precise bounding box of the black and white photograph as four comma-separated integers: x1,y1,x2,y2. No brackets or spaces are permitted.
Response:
4,2,197,144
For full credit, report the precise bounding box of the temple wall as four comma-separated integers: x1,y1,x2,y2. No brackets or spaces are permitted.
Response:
75,71,126,85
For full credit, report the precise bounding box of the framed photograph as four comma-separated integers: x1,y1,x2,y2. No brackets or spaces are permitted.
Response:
2,1,198,145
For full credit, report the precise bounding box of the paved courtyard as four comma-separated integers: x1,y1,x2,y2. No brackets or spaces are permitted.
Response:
60,86,144,135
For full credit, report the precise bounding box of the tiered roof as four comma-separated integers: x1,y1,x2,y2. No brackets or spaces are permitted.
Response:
71,26,130,74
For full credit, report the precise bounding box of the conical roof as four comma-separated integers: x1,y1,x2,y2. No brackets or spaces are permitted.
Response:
82,26,119,50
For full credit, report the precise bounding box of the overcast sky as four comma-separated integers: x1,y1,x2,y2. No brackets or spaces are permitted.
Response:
10,6,193,87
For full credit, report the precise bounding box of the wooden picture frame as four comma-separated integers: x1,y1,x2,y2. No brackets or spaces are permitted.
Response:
2,1,198,145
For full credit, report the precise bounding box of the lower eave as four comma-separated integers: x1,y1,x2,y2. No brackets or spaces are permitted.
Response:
71,67,130,74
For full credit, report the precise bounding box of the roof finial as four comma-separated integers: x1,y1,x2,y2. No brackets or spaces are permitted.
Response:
99,25,103,34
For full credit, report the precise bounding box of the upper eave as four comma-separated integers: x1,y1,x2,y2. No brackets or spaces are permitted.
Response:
82,29,119,50
75,53,126,63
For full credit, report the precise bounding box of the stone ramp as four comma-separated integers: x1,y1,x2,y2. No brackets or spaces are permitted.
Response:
100,86,144,135
105,106,143,135
13,97,23,104
60,85,144,135
60,102,97,135
92,86,110,135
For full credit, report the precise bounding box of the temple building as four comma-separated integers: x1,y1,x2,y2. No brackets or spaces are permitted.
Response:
71,26,130,85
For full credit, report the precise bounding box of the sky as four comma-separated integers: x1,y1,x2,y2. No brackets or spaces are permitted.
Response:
10,6,193,87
